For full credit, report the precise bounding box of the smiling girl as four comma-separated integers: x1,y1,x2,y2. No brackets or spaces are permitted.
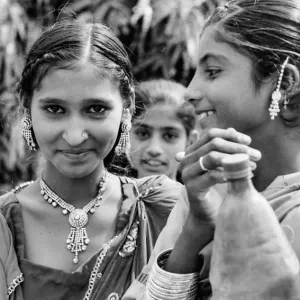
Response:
129,79,196,181
0,20,181,300
124,0,300,299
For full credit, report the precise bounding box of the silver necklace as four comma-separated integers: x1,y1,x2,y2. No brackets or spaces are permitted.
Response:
40,172,110,264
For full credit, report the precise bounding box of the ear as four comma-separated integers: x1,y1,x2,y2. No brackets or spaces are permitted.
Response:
281,63,300,98
186,129,199,148
126,87,136,115
280,63,300,126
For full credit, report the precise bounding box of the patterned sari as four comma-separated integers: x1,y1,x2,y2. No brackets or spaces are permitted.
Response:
0,175,180,300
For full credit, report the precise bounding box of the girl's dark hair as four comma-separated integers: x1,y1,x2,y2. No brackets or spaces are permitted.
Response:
16,19,135,168
204,0,300,92
133,79,196,136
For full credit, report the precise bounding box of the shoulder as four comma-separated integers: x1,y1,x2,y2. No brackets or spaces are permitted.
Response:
0,191,19,210
133,175,182,218
135,174,182,198
0,210,12,243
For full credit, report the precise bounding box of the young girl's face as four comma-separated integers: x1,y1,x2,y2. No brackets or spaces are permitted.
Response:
129,103,188,180
185,25,275,136
30,62,124,179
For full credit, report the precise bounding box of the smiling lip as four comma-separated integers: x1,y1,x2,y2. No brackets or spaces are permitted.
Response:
60,149,91,160
142,159,166,168
197,110,216,120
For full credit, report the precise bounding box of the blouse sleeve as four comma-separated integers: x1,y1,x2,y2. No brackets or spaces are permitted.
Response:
0,212,23,300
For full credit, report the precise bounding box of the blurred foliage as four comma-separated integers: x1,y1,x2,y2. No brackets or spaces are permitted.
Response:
0,0,224,190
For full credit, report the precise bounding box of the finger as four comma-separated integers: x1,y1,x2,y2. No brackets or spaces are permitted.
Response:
181,139,261,169
183,169,228,191
175,151,185,162
176,150,260,165
216,160,257,172
185,127,252,155
182,151,232,178
204,137,261,161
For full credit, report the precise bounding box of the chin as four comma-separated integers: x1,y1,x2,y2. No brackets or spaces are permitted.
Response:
58,164,98,179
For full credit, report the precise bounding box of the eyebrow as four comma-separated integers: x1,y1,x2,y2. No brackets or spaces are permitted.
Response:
133,122,182,131
38,97,112,105
199,53,229,65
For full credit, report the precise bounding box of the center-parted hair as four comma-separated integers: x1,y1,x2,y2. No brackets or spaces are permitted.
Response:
133,79,196,137
16,19,135,168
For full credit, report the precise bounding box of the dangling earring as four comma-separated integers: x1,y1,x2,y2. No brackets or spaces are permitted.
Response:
269,57,289,120
21,116,37,151
283,95,289,110
115,119,132,155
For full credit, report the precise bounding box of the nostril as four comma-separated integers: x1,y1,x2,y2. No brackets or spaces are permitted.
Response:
188,98,198,105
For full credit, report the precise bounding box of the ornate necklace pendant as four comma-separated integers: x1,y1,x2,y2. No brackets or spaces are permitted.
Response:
66,209,90,264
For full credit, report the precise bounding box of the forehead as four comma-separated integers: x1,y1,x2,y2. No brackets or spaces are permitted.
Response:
32,62,122,104
133,104,185,131
198,25,253,67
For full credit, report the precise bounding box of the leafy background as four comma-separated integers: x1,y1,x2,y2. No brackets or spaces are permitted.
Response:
0,0,224,192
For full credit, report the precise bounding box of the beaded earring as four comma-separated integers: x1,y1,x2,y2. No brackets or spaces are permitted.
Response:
115,119,132,155
21,116,37,151
283,95,289,110
269,57,289,120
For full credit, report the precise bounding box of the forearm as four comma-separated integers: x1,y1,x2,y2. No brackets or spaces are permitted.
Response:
165,213,214,274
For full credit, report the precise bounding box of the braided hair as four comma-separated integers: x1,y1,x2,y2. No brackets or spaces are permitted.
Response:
17,19,135,168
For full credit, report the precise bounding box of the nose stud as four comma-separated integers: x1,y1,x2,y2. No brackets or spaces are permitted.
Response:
82,132,88,139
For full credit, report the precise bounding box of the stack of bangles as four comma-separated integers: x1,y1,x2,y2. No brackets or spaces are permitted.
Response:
146,250,199,300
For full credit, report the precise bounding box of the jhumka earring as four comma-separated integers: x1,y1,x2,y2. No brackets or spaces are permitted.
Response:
21,116,37,151
115,119,132,155
269,57,289,120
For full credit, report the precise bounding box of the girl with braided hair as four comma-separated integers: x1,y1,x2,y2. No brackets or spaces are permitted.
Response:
0,19,181,299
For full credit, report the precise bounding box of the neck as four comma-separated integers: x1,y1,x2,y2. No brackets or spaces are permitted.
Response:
250,127,300,192
41,161,107,207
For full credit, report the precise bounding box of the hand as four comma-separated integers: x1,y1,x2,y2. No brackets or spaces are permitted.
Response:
177,128,262,223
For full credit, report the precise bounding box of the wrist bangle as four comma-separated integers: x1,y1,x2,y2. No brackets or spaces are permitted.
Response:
146,249,199,300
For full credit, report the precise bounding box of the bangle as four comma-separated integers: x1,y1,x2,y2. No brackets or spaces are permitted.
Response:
146,249,199,300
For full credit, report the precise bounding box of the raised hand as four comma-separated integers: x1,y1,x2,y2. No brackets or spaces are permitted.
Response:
177,127,262,222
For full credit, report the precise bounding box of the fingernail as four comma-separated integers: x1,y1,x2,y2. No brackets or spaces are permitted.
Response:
240,134,251,145
249,149,262,160
175,152,185,162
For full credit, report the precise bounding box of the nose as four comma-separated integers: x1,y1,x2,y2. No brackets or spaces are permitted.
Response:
184,73,204,109
146,135,164,157
62,119,88,146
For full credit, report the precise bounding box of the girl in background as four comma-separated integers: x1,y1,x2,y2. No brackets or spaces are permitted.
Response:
129,79,196,181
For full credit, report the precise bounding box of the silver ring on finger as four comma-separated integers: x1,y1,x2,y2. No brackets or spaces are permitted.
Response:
199,156,210,172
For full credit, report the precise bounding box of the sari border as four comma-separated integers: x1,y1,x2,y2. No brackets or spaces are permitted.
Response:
7,273,24,296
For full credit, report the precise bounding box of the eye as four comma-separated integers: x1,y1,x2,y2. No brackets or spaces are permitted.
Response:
45,105,64,114
163,132,179,142
133,128,151,141
205,68,221,79
87,105,106,114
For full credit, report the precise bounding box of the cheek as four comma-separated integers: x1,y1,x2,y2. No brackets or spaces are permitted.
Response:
31,117,59,148
168,140,187,157
92,124,120,151
129,137,146,159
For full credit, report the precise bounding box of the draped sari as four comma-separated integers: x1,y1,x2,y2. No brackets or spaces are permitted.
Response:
0,175,180,300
